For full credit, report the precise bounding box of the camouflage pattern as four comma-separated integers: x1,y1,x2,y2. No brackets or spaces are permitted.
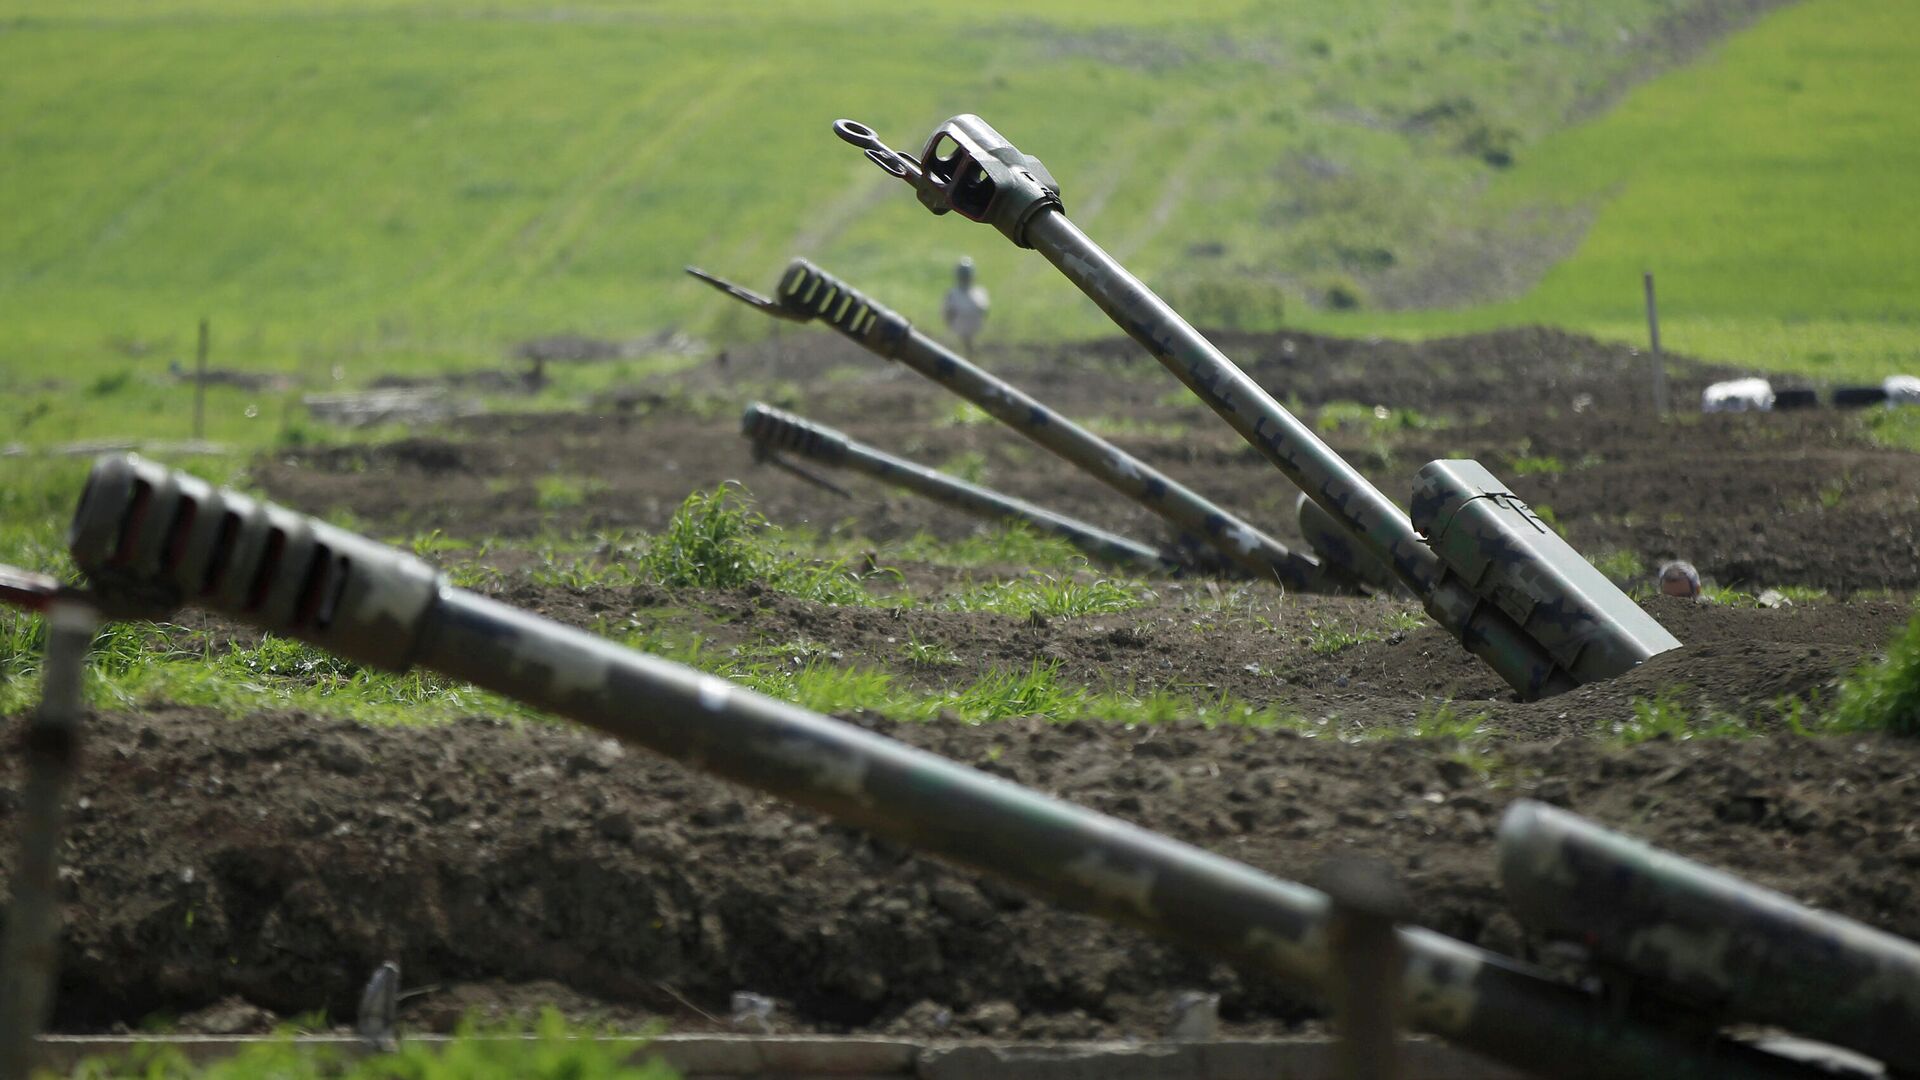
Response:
58,455,1846,1080
0,601,96,1080
1296,493,1403,597
738,403,1180,576
836,113,1686,701
689,261,1340,591
1411,461,1679,683
1500,799,1920,1073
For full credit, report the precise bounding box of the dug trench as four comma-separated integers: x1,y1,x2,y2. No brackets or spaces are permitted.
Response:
5,325,1919,1040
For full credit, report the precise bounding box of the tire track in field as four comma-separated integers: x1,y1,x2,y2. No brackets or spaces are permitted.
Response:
499,62,768,293
1105,114,1242,264
992,97,1215,329
14,65,289,284
413,65,722,301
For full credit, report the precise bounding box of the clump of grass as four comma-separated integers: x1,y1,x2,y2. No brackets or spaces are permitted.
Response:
1080,415,1191,440
1381,609,1425,633
943,661,1084,722
535,473,605,511
1588,549,1646,582
1509,454,1564,476
1314,400,1444,434
636,486,764,589
1609,686,1756,744
939,450,990,485
943,402,991,427
1863,408,1920,453
1410,700,1489,741
74,1009,678,1079
1304,619,1378,655
893,524,1089,571
902,637,960,668
1824,603,1920,735
1530,504,1565,535
944,574,1146,620
636,485,875,605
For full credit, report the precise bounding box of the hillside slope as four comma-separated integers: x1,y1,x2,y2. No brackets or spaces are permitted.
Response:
0,0,1788,376
1325,0,1920,382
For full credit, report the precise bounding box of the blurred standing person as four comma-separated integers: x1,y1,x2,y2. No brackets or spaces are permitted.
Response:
943,256,989,355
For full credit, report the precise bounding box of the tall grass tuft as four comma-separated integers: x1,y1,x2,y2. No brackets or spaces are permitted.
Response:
635,484,873,605
1827,604,1920,735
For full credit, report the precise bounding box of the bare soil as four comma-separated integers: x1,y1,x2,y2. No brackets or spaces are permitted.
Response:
7,325,1919,1041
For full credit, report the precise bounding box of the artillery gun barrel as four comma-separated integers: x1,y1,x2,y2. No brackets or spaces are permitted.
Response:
1501,799,1920,1073
741,402,1178,576
834,114,1683,699
691,262,1338,591
1021,201,1579,697
57,454,1842,1080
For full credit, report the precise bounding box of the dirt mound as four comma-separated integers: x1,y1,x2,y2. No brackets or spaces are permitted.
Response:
261,327,1916,592
10,681,1919,1038
13,325,1919,1038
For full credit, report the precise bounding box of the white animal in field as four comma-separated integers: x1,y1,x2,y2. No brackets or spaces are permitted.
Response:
1884,374,1920,406
943,257,990,354
1701,377,1774,413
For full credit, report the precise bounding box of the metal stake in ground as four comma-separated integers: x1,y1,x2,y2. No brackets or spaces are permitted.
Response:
1644,272,1668,416
194,316,209,443
58,454,1850,1080
689,262,1341,592
1318,858,1409,1080
834,114,1681,700
0,601,98,1080
740,402,1182,577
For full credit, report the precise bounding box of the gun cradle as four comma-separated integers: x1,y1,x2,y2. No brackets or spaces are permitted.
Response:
1413,460,1680,682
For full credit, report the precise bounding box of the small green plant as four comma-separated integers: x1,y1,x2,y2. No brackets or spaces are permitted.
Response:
1825,603,1920,735
1863,408,1920,453
894,524,1088,570
944,661,1083,722
636,485,874,605
535,473,603,511
1588,549,1646,582
1304,619,1378,655
1613,686,1692,742
86,370,134,397
1410,700,1489,741
902,637,960,668
71,1008,679,1078
1610,686,1756,743
1381,609,1425,633
943,401,991,426
939,450,991,485
1530,504,1566,535
945,574,1145,620
1313,400,1443,434
1509,454,1564,476
409,528,472,558
1700,584,1756,606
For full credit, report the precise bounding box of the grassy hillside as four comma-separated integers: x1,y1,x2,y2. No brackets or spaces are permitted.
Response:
1318,0,1920,382
2,0,1770,391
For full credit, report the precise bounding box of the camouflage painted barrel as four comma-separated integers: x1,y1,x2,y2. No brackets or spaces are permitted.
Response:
835,113,1686,700
692,260,1337,591
739,402,1178,576
61,455,1831,1080
1500,799,1920,1072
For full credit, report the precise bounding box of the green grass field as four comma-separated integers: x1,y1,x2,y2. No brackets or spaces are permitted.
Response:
0,0,1828,397
1322,0,1920,382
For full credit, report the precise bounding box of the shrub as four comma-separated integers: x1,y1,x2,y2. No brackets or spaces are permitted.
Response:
1828,604,1920,734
